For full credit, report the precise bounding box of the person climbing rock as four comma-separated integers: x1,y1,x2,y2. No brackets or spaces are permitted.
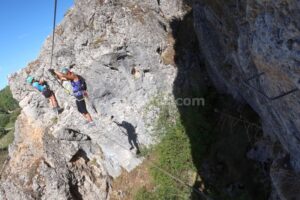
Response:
26,76,63,114
49,67,95,126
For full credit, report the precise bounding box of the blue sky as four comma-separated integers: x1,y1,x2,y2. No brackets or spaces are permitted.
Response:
0,0,74,89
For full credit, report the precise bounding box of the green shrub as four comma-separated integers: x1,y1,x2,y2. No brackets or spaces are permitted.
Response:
0,86,19,165
135,187,157,200
0,86,18,112
0,114,9,128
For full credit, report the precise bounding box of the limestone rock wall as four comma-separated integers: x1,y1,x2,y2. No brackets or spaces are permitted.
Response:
193,0,300,198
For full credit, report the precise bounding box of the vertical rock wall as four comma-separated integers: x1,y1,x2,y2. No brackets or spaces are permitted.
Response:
193,0,300,198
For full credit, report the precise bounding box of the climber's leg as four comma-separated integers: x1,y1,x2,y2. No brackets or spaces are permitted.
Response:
83,113,93,122
76,98,93,122
49,94,58,108
43,89,58,108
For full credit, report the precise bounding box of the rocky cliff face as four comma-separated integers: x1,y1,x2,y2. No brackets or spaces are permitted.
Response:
1,0,186,199
193,0,300,199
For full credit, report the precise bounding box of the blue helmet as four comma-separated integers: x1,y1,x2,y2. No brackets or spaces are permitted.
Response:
60,67,69,74
26,76,34,84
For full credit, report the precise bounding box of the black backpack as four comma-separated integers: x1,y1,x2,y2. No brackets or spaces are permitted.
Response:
78,75,87,91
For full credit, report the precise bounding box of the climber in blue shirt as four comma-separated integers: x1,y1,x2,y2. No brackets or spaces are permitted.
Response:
26,76,63,114
49,68,94,126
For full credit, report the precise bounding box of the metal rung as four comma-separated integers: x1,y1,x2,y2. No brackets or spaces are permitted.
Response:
243,81,299,101
243,81,271,100
270,88,298,100
243,71,299,101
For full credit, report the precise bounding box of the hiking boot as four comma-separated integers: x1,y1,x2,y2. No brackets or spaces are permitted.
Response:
53,107,64,115
53,107,59,115
87,121,96,128
57,107,64,114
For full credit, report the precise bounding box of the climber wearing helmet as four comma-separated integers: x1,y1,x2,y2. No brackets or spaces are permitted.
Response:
26,76,63,114
49,67,94,126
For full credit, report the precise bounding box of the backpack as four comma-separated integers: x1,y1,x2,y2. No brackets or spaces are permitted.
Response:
78,75,87,91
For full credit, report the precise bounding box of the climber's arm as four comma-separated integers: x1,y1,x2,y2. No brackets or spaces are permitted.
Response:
52,70,71,81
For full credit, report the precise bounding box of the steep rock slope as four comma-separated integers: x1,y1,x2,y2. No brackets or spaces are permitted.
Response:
193,0,300,199
1,0,187,199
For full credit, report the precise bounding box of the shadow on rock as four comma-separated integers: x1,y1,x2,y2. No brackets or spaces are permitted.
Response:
171,11,270,200
113,120,141,155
